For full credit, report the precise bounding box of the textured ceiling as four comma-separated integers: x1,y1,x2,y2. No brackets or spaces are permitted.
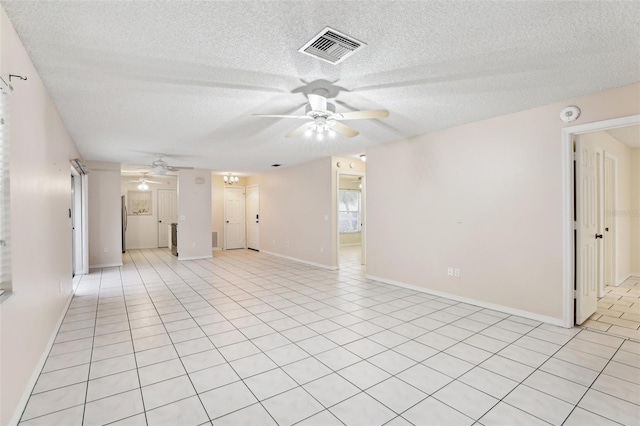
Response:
2,1,639,173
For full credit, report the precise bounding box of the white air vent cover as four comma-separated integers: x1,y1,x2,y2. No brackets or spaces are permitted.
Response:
298,27,366,65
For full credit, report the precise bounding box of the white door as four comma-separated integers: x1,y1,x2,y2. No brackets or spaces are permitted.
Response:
158,189,177,247
575,136,602,325
225,187,245,250
603,156,615,289
246,185,260,251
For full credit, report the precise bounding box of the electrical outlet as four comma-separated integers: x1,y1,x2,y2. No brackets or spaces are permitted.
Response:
103,247,108,253
454,268,460,278
286,241,290,247
59,281,64,293
192,242,196,248
447,267,453,277
320,246,324,253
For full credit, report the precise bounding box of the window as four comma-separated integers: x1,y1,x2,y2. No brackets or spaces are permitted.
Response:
339,189,361,233
0,85,10,299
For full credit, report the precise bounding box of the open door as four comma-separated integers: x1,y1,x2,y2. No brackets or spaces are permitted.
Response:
575,135,602,324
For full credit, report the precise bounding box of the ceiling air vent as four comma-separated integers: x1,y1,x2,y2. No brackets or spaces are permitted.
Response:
298,27,366,65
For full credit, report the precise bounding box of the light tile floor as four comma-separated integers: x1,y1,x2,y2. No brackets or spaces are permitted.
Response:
19,249,640,425
583,277,640,341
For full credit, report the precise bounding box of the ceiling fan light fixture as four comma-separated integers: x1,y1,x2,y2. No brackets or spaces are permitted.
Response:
223,174,239,185
137,182,149,190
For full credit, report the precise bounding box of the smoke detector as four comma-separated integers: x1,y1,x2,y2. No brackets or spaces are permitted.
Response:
298,27,366,65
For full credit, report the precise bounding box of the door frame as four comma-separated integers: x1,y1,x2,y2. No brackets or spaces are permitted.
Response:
562,114,640,327
246,184,260,251
336,171,366,267
603,153,618,292
224,185,246,250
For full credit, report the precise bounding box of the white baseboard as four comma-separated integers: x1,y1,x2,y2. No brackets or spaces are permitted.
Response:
340,243,361,247
366,274,565,328
212,247,223,251
179,255,213,261
9,291,74,426
616,274,633,286
261,250,337,271
89,262,123,269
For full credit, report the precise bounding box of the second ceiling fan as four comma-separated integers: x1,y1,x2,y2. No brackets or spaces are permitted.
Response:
254,94,389,138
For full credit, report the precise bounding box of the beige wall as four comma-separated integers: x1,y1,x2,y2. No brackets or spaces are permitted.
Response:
121,175,177,249
367,83,640,322
253,158,334,268
210,174,248,249
178,169,212,260
580,131,634,284
632,149,640,275
87,161,122,268
0,5,81,424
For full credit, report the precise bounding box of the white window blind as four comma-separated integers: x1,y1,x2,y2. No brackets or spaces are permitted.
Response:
0,85,11,297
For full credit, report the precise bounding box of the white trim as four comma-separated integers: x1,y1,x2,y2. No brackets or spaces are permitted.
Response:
562,114,640,328
261,250,337,270
178,255,213,261
603,152,618,290
367,274,565,327
339,242,361,247
212,247,223,252
89,262,123,268
9,291,74,426
616,274,632,286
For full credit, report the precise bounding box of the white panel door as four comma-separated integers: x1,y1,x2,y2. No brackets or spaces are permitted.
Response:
246,185,260,251
575,137,602,325
225,187,245,250
157,189,177,248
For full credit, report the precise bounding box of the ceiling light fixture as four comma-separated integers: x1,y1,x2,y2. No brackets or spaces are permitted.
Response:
223,174,239,185
137,182,149,191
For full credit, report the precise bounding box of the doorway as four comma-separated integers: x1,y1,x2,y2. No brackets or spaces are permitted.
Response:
157,189,177,248
337,172,365,268
225,186,246,249
70,163,88,276
563,114,640,328
246,184,260,251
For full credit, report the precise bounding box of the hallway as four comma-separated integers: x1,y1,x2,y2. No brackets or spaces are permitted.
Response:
18,249,640,425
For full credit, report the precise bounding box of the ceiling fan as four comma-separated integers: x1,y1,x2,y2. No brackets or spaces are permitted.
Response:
141,155,194,175
129,174,161,190
254,94,389,138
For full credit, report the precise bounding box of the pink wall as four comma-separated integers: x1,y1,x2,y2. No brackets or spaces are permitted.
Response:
177,169,212,260
257,158,334,268
367,83,640,322
87,161,122,267
1,6,81,424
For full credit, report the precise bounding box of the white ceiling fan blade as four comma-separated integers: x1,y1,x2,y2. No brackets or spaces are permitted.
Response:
167,166,195,171
252,114,309,119
146,180,162,184
331,122,360,138
307,94,327,112
332,110,389,120
286,122,314,138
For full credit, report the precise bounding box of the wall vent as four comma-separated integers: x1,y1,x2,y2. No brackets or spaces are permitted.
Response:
298,27,366,65
212,231,220,250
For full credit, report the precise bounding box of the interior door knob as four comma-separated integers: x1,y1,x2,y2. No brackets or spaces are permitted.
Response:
595,234,603,239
